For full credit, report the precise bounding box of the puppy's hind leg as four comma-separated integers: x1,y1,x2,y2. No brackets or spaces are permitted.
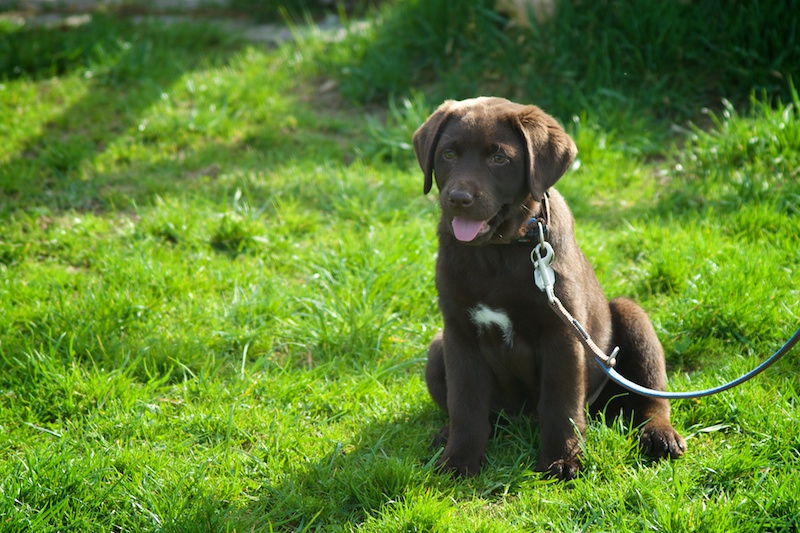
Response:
426,332,448,413
425,332,449,448
595,298,687,459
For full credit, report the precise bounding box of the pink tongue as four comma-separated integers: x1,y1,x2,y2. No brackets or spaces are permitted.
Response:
452,217,487,242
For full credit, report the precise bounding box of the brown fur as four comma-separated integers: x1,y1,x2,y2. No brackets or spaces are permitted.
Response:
413,97,686,479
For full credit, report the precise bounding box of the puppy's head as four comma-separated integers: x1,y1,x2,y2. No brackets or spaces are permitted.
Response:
412,97,577,244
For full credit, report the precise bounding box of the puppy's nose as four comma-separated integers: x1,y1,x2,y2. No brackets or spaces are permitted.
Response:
448,190,474,208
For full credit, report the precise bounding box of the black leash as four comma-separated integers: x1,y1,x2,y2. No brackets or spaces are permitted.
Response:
598,327,800,399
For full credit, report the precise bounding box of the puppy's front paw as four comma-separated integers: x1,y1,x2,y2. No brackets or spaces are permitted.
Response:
640,420,687,459
541,457,581,481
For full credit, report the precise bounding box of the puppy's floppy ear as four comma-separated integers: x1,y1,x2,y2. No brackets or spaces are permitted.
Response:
514,106,577,200
413,100,455,195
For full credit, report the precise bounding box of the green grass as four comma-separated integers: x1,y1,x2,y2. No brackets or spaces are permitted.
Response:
1,2,800,531
315,0,799,130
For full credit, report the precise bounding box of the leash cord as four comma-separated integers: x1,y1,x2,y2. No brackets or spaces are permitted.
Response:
545,279,800,399
599,326,800,399
530,205,800,400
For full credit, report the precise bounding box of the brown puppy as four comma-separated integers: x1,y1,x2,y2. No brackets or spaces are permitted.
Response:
413,97,686,479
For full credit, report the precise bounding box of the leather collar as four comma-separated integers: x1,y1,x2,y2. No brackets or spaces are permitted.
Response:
511,192,550,245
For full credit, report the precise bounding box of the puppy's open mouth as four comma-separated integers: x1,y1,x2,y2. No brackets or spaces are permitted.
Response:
451,207,510,243
451,217,490,242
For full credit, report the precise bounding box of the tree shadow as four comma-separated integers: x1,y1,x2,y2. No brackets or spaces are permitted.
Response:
0,12,371,222
0,12,246,214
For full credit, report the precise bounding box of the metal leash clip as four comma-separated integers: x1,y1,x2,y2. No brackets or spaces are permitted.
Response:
531,223,556,304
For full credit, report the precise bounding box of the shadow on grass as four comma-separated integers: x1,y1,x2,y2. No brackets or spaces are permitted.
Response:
0,13,247,214
222,401,686,531
245,411,439,531
0,12,369,223
222,405,549,531
324,0,799,124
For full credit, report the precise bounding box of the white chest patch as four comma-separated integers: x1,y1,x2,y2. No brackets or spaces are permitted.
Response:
469,304,514,346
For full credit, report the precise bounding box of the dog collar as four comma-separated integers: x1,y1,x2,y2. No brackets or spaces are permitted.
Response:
512,218,548,245
511,193,550,246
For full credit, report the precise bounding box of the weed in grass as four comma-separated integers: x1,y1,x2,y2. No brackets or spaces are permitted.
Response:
209,202,266,255
360,91,431,165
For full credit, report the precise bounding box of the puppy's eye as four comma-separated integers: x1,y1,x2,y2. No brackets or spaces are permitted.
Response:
491,153,509,164
442,149,457,160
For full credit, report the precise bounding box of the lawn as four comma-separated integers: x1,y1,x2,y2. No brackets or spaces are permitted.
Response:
1,1,799,531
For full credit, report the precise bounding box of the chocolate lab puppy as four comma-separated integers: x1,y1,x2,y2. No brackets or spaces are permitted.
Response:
413,97,686,479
